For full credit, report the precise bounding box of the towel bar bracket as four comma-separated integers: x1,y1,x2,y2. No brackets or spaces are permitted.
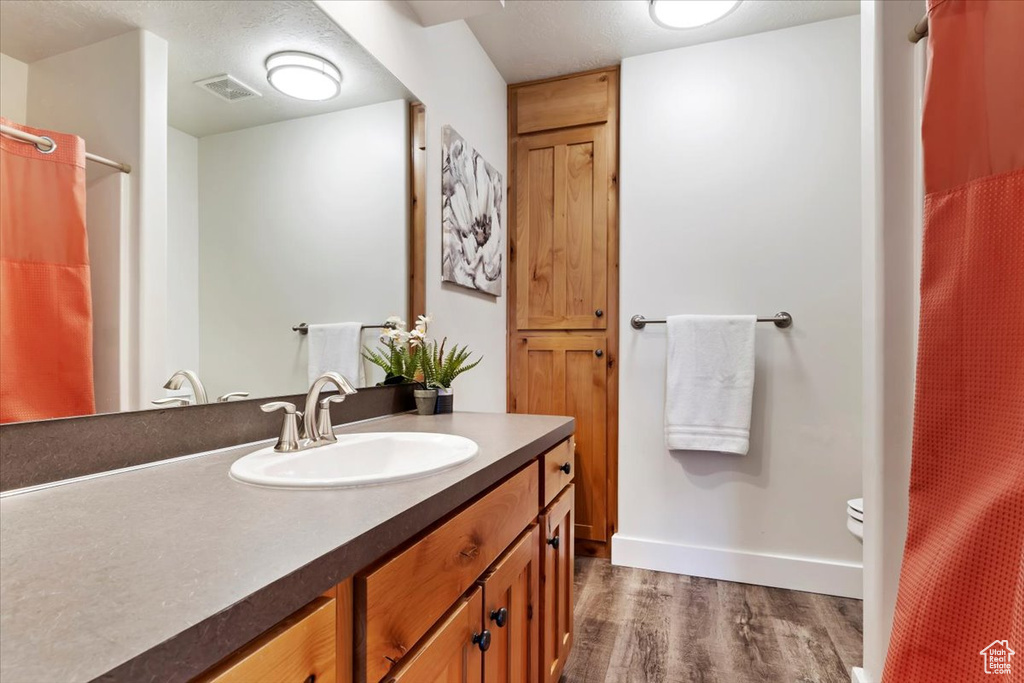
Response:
630,311,792,330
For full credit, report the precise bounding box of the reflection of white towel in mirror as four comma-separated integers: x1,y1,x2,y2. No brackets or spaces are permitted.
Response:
308,323,363,388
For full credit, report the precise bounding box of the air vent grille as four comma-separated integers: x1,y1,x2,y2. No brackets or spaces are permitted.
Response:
194,74,262,103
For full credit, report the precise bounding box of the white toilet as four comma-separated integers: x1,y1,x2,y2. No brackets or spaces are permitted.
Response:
847,497,864,542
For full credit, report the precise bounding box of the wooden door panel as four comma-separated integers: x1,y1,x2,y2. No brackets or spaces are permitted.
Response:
524,147,555,322
514,127,607,331
384,587,484,683
480,525,540,683
512,337,606,543
540,487,574,683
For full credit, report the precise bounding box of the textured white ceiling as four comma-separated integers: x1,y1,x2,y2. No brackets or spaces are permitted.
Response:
466,0,860,83
0,0,412,137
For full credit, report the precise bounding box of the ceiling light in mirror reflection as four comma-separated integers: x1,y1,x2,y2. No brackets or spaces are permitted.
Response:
265,51,341,101
649,0,742,29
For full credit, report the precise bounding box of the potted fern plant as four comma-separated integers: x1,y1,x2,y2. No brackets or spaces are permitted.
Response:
363,316,438,414
417,337,482,414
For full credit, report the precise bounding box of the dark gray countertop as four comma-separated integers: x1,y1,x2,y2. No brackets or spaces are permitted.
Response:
0,411,574,683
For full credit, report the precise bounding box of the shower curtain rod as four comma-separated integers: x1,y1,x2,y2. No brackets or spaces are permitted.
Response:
0,123,131,174
908,14,929,43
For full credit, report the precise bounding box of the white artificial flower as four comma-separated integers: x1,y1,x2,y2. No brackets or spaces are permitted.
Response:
409,328,426,348
385,315,406,331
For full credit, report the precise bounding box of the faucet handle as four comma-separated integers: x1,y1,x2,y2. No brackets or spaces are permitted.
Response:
152,397,191,407
316,395,346,442
218,391,250,402
261,401,296,414
261,402,301,452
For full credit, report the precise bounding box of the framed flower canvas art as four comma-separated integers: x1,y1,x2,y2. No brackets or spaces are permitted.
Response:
441,125,503,296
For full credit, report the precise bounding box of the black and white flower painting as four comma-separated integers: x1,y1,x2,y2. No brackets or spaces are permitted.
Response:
441,125,503,296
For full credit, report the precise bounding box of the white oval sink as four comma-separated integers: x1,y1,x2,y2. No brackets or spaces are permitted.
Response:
230,432,479,489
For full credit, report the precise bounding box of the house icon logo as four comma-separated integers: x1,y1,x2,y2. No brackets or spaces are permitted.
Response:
980,640,1015,675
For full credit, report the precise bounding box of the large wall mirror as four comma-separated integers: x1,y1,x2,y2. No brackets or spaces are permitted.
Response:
0,0,424,424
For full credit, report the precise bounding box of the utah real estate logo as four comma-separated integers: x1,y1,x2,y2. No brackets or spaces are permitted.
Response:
979,640,1015,675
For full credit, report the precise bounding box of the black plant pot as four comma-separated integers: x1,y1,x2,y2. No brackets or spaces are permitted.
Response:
435,389,454,414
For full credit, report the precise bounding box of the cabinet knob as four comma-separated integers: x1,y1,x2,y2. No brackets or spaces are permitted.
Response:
547,536,560,550
472,630,492,652
595,349,604,357
595,309,604,318
559,462,571,475
304,675,316,683
490,607,508,628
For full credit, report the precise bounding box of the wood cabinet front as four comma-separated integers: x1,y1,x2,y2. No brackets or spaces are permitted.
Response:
479,525,541,683
540,486,574,683
356,465,539,683
513,126,608,331
197,597,337,683
513,337,606,543
383,587,485,683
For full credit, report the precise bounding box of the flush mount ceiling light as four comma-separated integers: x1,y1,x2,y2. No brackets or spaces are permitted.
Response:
649,0,742,29
265,51,341,101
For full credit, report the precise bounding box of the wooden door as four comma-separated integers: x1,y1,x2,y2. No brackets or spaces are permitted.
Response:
514,126,608,331
479,526,540,683
512,337,606,543
384,587,485,683
539,486,574,683
508,67,618,559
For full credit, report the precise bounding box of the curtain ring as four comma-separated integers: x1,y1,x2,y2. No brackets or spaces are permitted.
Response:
35,136,57,154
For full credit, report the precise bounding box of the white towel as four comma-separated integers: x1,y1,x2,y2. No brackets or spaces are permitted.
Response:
664,315,756,455
307,323,363,387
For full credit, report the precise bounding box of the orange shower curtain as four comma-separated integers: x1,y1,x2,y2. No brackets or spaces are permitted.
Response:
0,119,96,422
883,1,1024,680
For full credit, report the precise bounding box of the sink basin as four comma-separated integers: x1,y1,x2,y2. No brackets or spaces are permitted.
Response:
229,432,479,489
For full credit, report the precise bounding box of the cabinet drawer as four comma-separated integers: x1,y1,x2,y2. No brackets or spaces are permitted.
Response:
540,438,574,508
197,597,336,683
356,465,539,683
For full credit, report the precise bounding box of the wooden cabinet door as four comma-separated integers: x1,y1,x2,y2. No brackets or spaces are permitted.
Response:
513,126,608,331
512,337,607,543
384,587,485,683
480,525,541,683
539,486,574,683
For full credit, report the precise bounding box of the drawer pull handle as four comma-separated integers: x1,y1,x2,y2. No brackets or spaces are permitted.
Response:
595,309,604,317
304,676,316,683
547,536,560,550
472,630,492,652
559,462,571,475
490,607,508,628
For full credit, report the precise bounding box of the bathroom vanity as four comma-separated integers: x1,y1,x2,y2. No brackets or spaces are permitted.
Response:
0,412,575,683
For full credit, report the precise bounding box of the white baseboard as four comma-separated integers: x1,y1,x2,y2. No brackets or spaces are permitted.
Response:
851,666,870,683
611,534,863,599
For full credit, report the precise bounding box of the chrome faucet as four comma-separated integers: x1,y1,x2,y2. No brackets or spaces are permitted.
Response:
303,372,357,445
261,372,357,453
156,370,208,406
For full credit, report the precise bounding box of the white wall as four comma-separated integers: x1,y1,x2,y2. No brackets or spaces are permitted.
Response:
614,17,863,598
316,0,508,412
860,0,924,679
198,100,408,399
0,53,28,122
167,127,200,379
27,30,169,410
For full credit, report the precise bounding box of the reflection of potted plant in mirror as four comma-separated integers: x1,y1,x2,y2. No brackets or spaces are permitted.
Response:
417,337,482,414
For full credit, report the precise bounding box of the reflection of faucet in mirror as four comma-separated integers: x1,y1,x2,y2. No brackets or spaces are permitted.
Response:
261,372,357,453
159,370,208,406
217,392,250,402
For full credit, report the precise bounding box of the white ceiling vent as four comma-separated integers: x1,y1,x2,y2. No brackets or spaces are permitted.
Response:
194,74,262,103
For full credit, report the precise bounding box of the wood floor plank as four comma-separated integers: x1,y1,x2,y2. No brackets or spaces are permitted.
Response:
563,558,862,683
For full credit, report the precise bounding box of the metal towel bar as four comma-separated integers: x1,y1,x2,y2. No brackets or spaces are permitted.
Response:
630,311,793,330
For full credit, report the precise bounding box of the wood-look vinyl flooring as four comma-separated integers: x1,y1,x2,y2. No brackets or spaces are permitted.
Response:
563,558,863,683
